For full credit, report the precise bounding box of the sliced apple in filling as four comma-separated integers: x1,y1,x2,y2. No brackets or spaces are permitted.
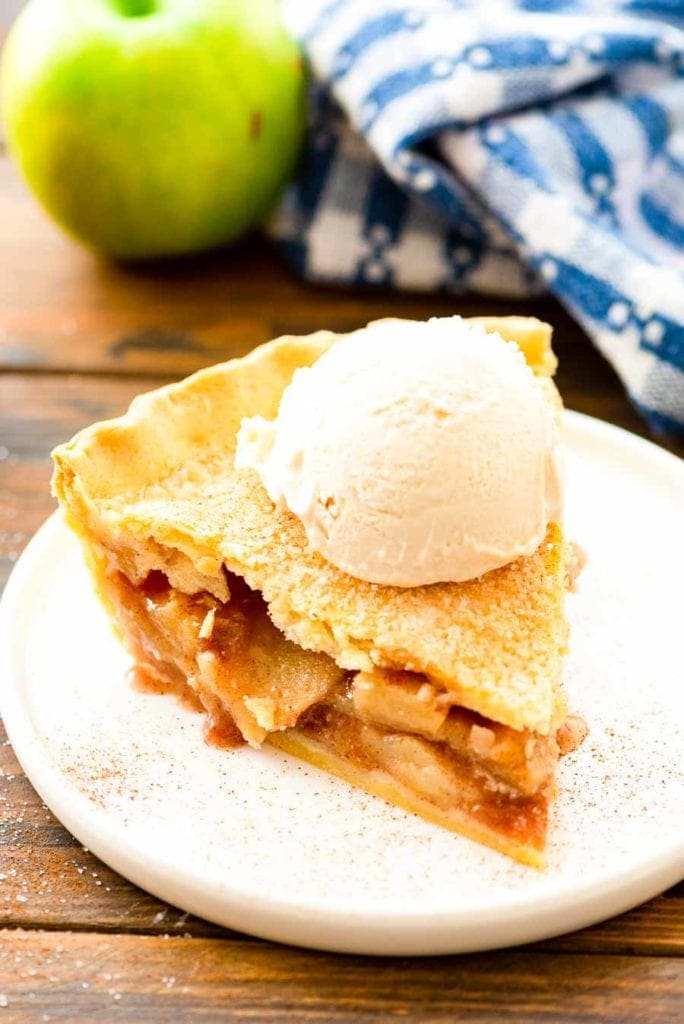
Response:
83,536,584,867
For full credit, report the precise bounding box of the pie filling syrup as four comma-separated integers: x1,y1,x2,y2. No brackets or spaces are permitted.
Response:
92,547,586,862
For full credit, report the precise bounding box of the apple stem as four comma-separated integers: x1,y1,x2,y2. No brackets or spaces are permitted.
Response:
110,0,157,16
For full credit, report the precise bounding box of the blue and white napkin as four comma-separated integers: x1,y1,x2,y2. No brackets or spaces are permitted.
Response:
273,0,684,435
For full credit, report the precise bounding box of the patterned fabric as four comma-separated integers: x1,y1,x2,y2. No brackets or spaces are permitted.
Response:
273,0,684,435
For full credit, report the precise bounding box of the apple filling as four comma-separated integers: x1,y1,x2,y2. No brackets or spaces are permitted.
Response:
86,541,585,864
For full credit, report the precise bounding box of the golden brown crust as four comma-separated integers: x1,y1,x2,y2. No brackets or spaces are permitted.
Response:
52,317,567,734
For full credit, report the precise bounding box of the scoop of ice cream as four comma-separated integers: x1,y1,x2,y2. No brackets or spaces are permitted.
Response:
235,317,562,587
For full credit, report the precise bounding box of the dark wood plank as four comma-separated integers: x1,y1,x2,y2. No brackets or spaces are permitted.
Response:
0,155,532,374
2,152,673,449
0,156,586,376
0,375,170,590
0,931,682,1023
1,152,680,455
0,373,172,459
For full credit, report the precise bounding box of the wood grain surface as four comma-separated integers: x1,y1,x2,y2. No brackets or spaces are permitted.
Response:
1,931,683,1023
0,137,682,1023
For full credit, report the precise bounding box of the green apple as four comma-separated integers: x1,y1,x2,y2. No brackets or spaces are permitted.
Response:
1,0,305,258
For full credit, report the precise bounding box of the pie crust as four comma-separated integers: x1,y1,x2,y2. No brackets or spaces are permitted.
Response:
52,316,586,867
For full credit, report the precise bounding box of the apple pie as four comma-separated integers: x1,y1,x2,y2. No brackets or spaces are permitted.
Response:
52,316,586,867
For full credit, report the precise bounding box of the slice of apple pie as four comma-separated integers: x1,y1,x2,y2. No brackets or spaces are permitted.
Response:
52,316,586,867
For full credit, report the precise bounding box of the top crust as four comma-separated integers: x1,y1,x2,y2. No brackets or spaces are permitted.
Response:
52,317,567,735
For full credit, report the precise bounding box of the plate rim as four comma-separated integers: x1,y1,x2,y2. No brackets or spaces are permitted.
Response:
1,409,683,955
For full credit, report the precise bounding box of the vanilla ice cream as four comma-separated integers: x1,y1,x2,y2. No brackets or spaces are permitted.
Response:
235,317,562,587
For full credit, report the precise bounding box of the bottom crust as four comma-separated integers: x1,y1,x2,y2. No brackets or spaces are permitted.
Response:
268,732,546,868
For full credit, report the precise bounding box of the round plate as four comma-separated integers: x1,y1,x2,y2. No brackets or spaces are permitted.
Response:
1,411,682,955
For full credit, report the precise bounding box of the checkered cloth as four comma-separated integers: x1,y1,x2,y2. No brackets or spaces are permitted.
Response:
272,0,684,436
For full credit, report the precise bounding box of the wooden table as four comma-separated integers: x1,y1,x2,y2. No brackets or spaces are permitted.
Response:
0,149,682,1022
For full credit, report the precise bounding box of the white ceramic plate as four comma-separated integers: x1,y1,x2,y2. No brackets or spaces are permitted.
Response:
1,411,683,956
